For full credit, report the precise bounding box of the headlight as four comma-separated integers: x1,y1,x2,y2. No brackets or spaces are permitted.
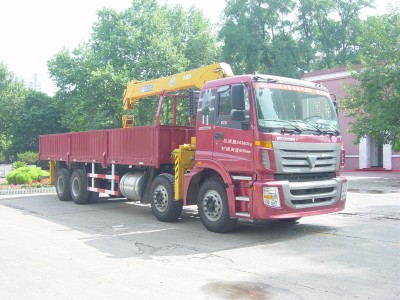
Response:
263,187,281,208
340,181,347,200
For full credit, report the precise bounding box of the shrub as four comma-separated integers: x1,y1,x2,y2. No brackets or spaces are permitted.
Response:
6,170,17,184
17,151,38,164
6,166,49,184
12,161,27,169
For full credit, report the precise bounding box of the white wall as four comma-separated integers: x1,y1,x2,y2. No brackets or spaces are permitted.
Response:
0,164,12,178
383,144,392,170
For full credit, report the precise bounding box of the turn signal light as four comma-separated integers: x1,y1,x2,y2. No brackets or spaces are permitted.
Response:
254,140,273,148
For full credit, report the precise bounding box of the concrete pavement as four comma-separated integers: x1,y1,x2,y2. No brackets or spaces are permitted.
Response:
0,172,398,299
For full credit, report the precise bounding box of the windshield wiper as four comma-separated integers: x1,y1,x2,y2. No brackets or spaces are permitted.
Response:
281,128,300,134
296,120,339,136
259,119,302,134
280,120,302,134
321,124,340,136
279,120,302,134
293,120,323,135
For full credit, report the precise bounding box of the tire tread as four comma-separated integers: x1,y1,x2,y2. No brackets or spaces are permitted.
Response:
198,177,238,233
56,169,72,201
71,169,90,205
150,173,183,222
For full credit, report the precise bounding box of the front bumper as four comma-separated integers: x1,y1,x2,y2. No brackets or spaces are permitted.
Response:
251,177,347,220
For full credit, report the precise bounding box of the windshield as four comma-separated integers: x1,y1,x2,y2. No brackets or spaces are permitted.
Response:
254,82,340,135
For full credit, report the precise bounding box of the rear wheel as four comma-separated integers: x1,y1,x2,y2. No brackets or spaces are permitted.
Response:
70,169,90,205
150,173,182,222
55,169,72,201
198,177,237,233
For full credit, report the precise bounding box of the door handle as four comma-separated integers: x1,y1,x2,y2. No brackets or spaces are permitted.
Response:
215,132,223,140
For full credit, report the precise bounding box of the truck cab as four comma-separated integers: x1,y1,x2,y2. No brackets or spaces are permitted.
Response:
187,74,347,232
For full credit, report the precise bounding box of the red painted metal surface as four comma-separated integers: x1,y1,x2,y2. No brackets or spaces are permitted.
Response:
39,125,195,167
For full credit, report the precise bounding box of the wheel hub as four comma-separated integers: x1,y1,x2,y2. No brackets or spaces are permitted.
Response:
203,190,222,221
57,177,64,193
71,177,80,197
153,185,168,212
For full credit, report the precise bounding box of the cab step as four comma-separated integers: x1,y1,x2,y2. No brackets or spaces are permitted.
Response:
235,196,249,202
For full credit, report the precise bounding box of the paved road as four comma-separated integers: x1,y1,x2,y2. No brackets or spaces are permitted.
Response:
0,172,399,299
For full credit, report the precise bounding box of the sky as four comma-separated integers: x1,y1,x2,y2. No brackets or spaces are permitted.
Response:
0,0,395,95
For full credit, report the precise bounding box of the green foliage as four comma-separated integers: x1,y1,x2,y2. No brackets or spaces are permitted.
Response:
0,63,26,160
6,166,49,184
17,151,38,164
0,66,61,160
12,161,27,169
343,10,400,151
48,0,219,131
11,90,64,154
219,0,371,76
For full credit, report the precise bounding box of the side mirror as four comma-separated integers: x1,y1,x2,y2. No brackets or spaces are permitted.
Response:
231,110,250,130
231,109,245,121
231,84,245,110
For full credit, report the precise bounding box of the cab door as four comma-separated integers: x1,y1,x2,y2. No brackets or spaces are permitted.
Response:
212,84,254,173
195,88,216,161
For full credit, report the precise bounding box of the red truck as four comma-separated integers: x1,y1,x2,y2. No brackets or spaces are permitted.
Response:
39,63,347,232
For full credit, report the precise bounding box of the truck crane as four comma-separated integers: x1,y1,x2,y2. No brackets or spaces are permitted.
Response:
39,62,347,233
122,63,234,128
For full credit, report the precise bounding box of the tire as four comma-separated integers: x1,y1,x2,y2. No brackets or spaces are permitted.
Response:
279,217,302,223
150,173,183,222
198,177,238,233
55,169,72,201
70,169,90,205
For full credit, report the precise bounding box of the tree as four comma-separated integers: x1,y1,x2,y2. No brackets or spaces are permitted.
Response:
11,90,64,154
48,0,219,131
219,0,372,76
343,11,400,151
219,0,298,77
0,63,26,161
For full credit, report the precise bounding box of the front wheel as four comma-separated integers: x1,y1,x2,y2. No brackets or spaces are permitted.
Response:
198,177,237,233
150,173,182,222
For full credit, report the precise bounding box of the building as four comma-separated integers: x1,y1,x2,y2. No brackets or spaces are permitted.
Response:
25,73,42,91
302,67,400,171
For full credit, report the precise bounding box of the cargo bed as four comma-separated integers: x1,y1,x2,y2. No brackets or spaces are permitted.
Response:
39,125,195,167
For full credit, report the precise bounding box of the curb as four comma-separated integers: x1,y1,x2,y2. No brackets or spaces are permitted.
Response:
342,170,400,173
0,187,56,195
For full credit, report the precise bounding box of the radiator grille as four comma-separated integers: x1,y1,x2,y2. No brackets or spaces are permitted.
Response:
273,141,340,173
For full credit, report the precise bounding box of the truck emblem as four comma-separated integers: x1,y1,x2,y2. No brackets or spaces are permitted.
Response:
307,155,317,168
277,136,295,142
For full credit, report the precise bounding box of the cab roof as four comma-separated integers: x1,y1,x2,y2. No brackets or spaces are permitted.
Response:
203,74,328,92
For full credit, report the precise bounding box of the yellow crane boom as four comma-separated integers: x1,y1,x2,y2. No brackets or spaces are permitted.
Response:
123,62,234,111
